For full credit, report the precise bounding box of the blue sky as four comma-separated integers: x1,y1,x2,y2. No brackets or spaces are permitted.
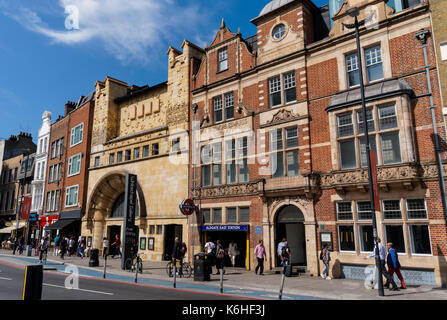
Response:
0,0,328,142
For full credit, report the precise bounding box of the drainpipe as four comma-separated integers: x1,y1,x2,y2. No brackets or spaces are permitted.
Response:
415,29,447,223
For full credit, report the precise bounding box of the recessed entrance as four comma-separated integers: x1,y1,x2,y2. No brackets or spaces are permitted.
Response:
275,205,306,267
163,224,183,261
108,225,121,256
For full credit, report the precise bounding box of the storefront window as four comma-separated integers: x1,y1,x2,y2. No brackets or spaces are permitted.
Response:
359,225,374,252
339,225,355,251
409,225,431,255
385,225,405,253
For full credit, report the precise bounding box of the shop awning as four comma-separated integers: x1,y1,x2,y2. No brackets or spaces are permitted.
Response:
0,222,26,234
45,219,77,231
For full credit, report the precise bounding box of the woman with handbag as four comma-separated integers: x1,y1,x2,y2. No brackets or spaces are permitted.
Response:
215,240,225,275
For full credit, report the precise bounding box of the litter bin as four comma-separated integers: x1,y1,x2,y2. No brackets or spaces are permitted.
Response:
89,249,99,267
27,245,33,257
194,253,211,281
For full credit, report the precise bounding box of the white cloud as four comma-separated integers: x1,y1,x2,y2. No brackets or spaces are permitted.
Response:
2,0,209,64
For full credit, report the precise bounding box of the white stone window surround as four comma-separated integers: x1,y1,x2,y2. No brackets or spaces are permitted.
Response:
329,95,416,171
440,41,447,61
336,35,392,93
65,185,79,208
199,202,252,225
70,123,84,147
269,20,290,43
67,153,82,177
268,71,297,108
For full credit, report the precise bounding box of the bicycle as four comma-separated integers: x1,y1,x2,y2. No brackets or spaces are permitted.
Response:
125,253,143,274
166,259,193,278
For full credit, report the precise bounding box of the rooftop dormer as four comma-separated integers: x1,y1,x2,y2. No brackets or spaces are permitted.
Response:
251,0,319,65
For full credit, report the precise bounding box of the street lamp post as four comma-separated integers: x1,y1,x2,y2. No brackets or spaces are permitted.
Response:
192,104,199,259
344,7,385,297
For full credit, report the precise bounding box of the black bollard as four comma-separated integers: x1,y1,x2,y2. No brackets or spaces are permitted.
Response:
173,261,177,288
22,265,43,301
220,267,224,294
103,254,107,279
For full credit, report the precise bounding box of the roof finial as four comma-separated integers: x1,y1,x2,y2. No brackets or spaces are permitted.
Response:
221,18,226,29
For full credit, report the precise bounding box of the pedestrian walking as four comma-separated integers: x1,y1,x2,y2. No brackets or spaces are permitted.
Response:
18,237,25,255
277,238,287,260
111,235,122,259
320,244,331,280
254,240,266,275
53,234,60,256
68,237,75,257
79,237,86,259
215,240,225,275
12,237,18,255
39,237,49,264
60,236,67,260
102,237,109,259
385,242,406,289
228,240,239,268
280,242,291,274
364,238,399,291
204,238,215,254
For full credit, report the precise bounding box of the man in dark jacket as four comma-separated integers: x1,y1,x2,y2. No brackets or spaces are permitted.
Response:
385,242,406,289
171,237,182,276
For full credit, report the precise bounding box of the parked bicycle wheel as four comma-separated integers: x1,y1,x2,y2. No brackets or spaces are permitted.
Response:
125,258,133,271
182,262,193,278
137,257,143,274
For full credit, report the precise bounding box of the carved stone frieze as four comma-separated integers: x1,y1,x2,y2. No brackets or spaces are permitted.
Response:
321,163,447,189
267,108,301,125
193,181,262,199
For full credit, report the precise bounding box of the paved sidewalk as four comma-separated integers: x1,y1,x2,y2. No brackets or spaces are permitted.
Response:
1,249,446,300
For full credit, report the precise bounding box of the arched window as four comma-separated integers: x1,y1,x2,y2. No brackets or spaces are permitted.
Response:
110,193,139,218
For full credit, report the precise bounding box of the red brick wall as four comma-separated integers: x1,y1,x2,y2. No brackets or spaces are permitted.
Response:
307,58,339,100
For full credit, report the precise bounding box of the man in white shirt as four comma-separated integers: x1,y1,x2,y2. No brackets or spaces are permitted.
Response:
204,239,215,254
364,238,398,291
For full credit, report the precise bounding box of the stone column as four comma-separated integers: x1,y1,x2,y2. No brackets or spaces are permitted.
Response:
304,221,318,276
92,209,106,250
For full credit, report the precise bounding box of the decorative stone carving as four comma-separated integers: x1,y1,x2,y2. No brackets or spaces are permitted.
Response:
267,108,301,125
193,181,262,199
321,163,447,188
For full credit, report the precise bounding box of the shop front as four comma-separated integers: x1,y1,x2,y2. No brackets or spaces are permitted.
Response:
45,209,82,239
201,225,250,270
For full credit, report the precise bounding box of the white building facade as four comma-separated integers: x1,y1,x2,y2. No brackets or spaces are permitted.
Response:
31,111,52,219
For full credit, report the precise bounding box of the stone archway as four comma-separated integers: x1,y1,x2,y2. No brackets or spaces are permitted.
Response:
274,205,306,267
266,197,318,275
84,171,146,250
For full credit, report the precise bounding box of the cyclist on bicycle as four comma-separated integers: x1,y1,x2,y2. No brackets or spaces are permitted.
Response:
171,237,182,276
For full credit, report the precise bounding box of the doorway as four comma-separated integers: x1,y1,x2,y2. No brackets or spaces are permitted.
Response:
108,225,121,255
275,205,306,267
205,231,247,268
163,224,183,261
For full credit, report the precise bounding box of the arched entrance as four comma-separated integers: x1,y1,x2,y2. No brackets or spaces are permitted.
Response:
86,172,146,252
275,205,306,267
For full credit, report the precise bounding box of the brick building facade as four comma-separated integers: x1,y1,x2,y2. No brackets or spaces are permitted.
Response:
42,93,95,238
188,0,447,286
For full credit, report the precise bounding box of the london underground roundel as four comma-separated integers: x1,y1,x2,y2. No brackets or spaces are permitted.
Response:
179,199,196,216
